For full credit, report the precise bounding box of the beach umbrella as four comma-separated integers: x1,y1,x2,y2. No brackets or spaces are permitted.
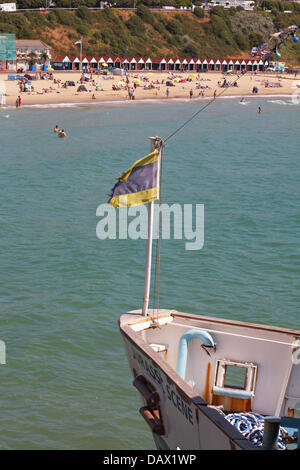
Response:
189,74,195,78
133,78,141,83
102,63,108,67
47,67,54,71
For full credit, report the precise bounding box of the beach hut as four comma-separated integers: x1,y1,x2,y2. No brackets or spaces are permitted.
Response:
122,58,129,72
52,56,64,70
167,58,174,71
215,59,221,71
174,59,181,71
247,60,253,71
72,57,80,70
228,60,234,71
61,56,72,70
209,59,215,71
145,58,152,70
130,57,137,70
138,58,145,70
181,59,188,71
81,57,89,72
106,57,114,69
235,60,241,71
98,57,105,68
188,59,195,71
195,59,201,72
241,60,246,71
202,59,208,72
222,59,228,71
90,57,98,70
151,57,161,71
160,58,167,71
258,59,264,71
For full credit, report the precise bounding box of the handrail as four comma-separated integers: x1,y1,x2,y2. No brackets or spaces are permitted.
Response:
176,329,216,379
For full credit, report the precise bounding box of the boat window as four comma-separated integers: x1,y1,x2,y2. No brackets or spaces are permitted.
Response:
214,359,257,395
224,365,247,390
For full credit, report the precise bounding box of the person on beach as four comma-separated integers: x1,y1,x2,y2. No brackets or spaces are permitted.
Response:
54,125,60,133
58,129,67,138
190,89,193,99
166,88,170,98
18,96,21,107
213,90,217,100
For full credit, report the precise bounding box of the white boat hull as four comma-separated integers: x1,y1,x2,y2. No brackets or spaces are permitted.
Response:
119,309,300,450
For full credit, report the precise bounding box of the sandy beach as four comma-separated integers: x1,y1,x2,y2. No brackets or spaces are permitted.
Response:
1,70,300,107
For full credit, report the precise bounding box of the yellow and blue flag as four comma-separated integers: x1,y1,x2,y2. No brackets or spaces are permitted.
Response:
108,149,160,208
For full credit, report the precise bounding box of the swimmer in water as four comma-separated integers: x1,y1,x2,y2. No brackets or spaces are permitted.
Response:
54,125,60,133
240,98,245,103
258,106,262,114
58,129,67,138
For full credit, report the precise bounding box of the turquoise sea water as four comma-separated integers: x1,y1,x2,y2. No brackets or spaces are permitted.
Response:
0,97,299,449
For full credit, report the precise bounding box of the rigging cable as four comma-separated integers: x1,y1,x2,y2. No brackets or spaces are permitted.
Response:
164,71,247,144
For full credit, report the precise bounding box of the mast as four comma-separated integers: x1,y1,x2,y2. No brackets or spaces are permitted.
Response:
80,38,82,71
142,137,161,316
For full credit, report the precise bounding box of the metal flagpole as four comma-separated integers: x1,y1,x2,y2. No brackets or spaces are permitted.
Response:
80,38,82,71
142,137,160,316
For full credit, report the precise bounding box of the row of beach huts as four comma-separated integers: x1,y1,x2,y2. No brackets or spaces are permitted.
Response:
53,55,269,72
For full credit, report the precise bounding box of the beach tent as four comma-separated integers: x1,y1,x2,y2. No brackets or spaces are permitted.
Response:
113,68,124,76
77,84,88,92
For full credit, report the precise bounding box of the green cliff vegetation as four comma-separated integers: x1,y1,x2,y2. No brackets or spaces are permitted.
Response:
1,2,300,64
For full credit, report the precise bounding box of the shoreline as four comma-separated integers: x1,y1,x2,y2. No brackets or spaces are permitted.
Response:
0,93,297,110
1,70,299,108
